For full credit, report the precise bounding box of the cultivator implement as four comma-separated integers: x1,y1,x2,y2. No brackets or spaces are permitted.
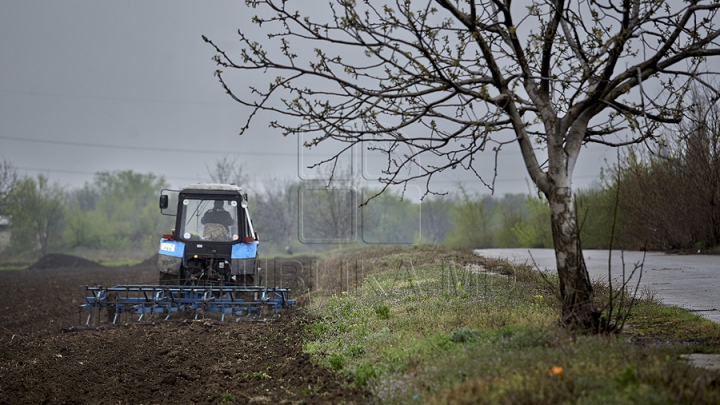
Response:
81,285,295,325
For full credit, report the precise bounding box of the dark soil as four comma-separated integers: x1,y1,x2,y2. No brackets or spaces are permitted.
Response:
0,254,366,404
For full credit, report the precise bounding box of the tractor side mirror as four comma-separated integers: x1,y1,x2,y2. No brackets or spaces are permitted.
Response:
159,195,169,209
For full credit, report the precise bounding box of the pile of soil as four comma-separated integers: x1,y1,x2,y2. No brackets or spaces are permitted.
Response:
0,255,365,404
27,253,103,270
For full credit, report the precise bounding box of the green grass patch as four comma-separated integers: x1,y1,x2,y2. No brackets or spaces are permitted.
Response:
0,263,29,271
99,259,143,267
303,246,720,404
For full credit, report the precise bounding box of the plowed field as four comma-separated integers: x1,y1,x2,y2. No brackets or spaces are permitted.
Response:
0,254,365,404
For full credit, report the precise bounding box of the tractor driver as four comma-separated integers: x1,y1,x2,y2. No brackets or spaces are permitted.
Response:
201,200,234,240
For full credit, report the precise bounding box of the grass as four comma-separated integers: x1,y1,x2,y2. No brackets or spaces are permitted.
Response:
98,259,143,267
302,246,720,404
0,263,29,271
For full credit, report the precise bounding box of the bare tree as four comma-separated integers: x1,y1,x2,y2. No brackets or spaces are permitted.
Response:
206,156,250,187
0,159,18,210
300,184,356,243
615,86,720,250
298,166,359,244
252,177,297,251
204,1,720,331
7,175,66,255
675,87,720,248
419,196,453,244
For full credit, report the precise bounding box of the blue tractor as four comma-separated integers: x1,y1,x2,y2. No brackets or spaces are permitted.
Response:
79,184,294,325
157,184,258,286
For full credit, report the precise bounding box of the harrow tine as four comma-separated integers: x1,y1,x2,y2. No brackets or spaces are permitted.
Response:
81,284,295,326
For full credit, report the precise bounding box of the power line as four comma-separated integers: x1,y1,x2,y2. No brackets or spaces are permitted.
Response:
16,166,205,184
3,136,602,186
0,88,232,106
0,135,297,156
14,164,600,194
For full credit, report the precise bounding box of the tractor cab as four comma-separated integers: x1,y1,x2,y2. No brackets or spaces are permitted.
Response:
170,195,254,243
157,184,258,286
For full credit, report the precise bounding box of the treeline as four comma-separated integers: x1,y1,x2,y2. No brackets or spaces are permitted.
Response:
0,168,172,259
577,89,720,252
0,159,550,259
1,88,718,260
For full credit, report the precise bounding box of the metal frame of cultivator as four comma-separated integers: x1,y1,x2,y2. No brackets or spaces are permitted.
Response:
81,284,295,325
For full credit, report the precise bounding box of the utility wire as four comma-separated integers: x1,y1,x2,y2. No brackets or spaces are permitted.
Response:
0,135,297,156
0,88,231,106
16,166,205,184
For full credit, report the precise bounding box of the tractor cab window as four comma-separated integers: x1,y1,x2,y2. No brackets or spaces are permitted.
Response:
178,198,241,242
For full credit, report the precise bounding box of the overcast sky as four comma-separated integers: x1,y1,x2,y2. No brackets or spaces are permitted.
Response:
0,1,614,197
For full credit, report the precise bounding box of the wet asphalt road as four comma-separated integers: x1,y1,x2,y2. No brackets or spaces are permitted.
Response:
475,249,720,323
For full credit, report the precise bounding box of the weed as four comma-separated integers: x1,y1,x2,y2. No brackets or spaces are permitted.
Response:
328,352,346,371
374,305,390,320
348,343,365,357
308,319,328,335
615,365,639,388
250,371,271,380
449,327,480,343
352,363,376,387
300,384,319,398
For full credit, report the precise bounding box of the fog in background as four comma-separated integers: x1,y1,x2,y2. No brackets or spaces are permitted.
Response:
1,1,613,196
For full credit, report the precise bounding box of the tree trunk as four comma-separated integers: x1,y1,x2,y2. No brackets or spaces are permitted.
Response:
547,186,600,332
